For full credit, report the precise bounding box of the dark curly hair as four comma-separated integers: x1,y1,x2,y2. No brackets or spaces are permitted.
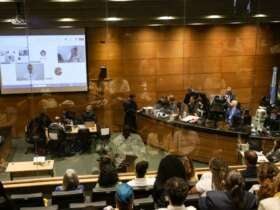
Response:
165,177,189,206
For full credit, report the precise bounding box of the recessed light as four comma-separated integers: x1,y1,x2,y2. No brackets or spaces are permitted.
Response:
253,14,267,18
230,21,242,24
156,16,176,20
148,24,163,27
0,0,14,2
58,26,73,28
271,20,280,23
57,18,77,22
205,15,224,19
50,0,80,2
13,26,27,29
2,18,12,22
103,17,123,22
188,23,206,25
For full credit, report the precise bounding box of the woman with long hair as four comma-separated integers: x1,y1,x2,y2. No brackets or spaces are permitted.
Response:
190,157,229,196
55,169,84,191
258,173,280,210
153,155,186,208
200,170,257,210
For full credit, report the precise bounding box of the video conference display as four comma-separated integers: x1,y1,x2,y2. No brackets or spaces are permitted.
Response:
0,29,88,94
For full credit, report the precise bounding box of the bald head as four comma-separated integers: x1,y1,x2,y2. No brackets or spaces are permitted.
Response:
245,150,257,166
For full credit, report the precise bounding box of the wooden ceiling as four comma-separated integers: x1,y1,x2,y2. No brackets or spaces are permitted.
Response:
0,0,280,29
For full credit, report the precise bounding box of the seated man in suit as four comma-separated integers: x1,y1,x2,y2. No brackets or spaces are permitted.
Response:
226,100,241,126
241,150,258,179
81,105,96,122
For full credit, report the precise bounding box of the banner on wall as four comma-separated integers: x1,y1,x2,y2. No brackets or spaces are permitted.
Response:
270,66,278,105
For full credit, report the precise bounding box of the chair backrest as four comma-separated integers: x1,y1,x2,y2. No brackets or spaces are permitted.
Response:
133,196,154,210
184,194,200,209
91,187,116,206
48,124,64,141
133,186,153,199
52,190,85,209
20,205,58,210
70,201,106,210
11,193,44,208
244,177,259,191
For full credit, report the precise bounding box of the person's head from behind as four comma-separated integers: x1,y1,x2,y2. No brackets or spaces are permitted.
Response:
115,183,134,210
135,161,149,178
244,150,257,167
180,155,195,181
257,162,280,200
209,157,229,191
98,156,118,187
156,155,186,185
63,169,79,191
129,94,135,101
165,177,189,207
225,170,245,210
86,104,93,113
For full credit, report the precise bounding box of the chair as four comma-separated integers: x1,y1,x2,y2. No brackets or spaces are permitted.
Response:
77,128,91,153
11,193,44,209
91,187,116,206
69,201,106,210
244,178,259,191
20,206,58,210
184,194,200,209
133,196,154,210
52,189,85,210
47,124,65,156
133,186,153,199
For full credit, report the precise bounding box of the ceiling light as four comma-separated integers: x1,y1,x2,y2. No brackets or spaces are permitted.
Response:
103,17,123,22
13,26,27,29
0,0,14,2
230,21,242,24
109,0,134,1
205,14,224,19
57,18,77,22
58,26,73,28
2,18,12,23
148,24,163,27
253,14,267,18
50,0,80,2
271,20,280,23
156,16,176,20
188,22,205,25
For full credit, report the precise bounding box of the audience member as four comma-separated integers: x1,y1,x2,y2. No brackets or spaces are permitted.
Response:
81,105,97,122
0,181,15,210
153,155,187,208
97,156,119,188
158,177,196,210
55,169,84,191
258,173,280,210
200,170,257,210
127,161,155,187
241,150,258,179
250,162,279,200
266,139,280,162
190,157,229,196
104,183,134,210
179,155,196,182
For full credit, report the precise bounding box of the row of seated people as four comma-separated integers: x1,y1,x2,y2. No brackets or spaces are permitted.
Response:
153,87,252,129
25,105,97,156
1,153,280,210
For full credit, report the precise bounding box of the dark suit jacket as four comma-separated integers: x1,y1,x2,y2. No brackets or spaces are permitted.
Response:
199,191,257,210
241,166,257,179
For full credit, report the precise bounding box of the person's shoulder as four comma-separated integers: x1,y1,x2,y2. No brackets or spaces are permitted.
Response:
260,197,280,209
185,206,196,210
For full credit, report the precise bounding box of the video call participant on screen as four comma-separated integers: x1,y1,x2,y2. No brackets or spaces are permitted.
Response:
68,46,81,62
123,94,138,132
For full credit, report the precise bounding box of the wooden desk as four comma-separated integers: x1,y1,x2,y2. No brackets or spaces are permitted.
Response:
6,160,54,180
66,124,97,134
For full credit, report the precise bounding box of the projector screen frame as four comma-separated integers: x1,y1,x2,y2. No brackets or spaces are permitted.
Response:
0,28,89,95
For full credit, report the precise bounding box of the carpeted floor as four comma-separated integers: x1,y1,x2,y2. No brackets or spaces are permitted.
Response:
0,134,207,180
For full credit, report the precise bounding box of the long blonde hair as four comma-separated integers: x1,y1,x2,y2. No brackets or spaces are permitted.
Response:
63,169,80,191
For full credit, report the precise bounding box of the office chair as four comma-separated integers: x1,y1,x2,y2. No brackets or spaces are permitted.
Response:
11,193,44,209
52,189,85,210
91,186,116,206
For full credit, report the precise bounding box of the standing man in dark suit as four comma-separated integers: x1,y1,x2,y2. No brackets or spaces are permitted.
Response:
123,94,138,132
